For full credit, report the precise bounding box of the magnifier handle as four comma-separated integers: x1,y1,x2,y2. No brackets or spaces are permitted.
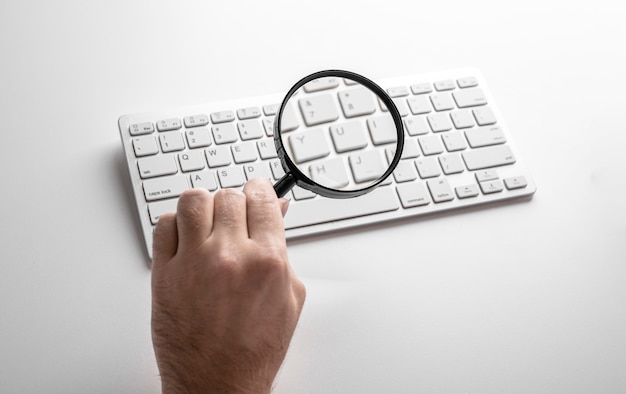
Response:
274,173,296,198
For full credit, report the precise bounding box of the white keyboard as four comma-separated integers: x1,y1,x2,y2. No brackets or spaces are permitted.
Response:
119,68,536,258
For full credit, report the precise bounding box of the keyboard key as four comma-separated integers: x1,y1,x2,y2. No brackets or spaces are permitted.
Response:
504,176,528,190
236,107,261,120
292,186,316,200
132,136,159,157
418,135,444,156
137,156,178,179
262,118,275,136
217,167,245,188
280,104,300,132
392,98,410,117
143,175,189,202
457,76,478,88
450,110,475,129
338,87,377,118
308,157,349,189
190,171,218,191
231,142,258,163
130,122,154,136
462,145,516,170
212,124,239,144
441,131,467,152
183,114,209,128
455,184,480,199
438,154,464,175
288,128,331,163
303,77,340,93
475,169,499,182
269,160,286,179
434,80,456,91
179,150,206,172
404,117,429,136
480,180,504,194
410,83,432,95
379,96,408,116
205,146,232,167
415,157,441,178
283,186,399,229
298,94,340,126
430,92,455,111
156,118,182,132
465,125,506,148
330,121,368,153
148,198,178,224
396,182,430,208
427,178,454,202
452,88,487,108
243,162,271,180
407,96,431,115
387,86,410,97
256,140,278,159
473,106,497,126
210,111,235,124
367,115,397,145
237,120,265,140
386,138,420,162
185,127,212,148
392,161,418,183
427,113,453,132
349,150,387,183
159,133,185,152
263,104,279,116
403,138,421,159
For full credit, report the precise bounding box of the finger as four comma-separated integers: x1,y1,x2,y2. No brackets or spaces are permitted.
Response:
152,212,178,265
212,188,248,241
243,178,285,244
175,188,214,253
279,198,290,218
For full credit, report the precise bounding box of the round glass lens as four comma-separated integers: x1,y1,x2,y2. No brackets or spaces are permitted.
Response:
275,72,403,197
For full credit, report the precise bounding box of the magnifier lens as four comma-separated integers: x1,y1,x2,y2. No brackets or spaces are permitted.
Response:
276,72,402,198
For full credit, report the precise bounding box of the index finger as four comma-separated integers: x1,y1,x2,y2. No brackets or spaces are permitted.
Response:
243,178,285,244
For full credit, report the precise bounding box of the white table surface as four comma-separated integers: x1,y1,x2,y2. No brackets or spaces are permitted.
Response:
1,1,625,393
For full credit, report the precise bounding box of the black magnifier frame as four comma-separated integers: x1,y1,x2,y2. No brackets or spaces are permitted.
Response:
273,69,404,199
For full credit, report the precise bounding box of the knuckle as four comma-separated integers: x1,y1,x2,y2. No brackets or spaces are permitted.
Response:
210,247,242,277
176,189,212,226
252,246,289,277
256,246,285,265
246,177,272,189
294,279,306,306
178,188,210,204
215,188,245,201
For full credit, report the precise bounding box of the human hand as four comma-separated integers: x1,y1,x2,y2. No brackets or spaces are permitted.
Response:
151,178,306,394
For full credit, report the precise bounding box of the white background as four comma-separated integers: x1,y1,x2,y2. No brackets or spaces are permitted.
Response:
1,0,625,392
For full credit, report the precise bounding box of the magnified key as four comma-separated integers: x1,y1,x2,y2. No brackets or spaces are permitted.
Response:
288,128,331,163
349,150,386,183
309,157,350,189
298,94,340,126
338,87,377,118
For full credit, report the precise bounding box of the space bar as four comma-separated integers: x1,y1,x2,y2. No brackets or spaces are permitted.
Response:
284,187,400,229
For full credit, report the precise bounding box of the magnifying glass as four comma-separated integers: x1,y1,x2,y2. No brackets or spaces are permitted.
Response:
273,70,404,199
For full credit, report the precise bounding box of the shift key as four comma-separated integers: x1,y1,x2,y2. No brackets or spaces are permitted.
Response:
462,145,516,170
